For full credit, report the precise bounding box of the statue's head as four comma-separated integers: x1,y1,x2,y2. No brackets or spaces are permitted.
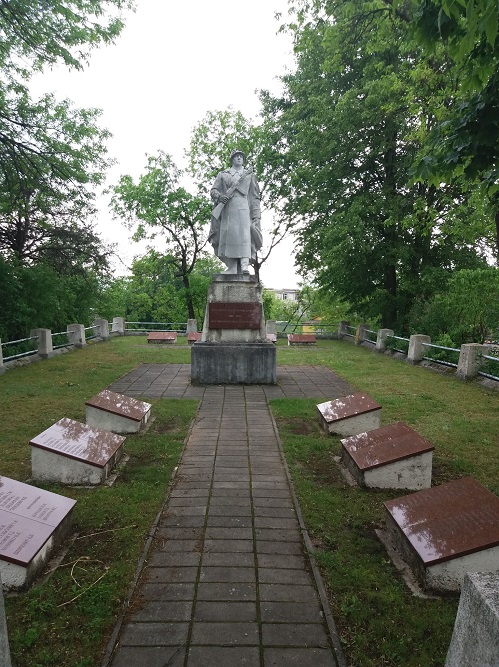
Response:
230,149,246,165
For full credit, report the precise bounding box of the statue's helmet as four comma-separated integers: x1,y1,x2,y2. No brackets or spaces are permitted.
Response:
230,149,246,164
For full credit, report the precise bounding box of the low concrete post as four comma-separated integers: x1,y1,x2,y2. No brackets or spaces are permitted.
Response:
67,324,86,348
407,334,430,364
0,339,4,374
338,321,350,338
30,328,54,359
456,343,487,381
355,324,368,346
93,319,110,341
111,317,125,335
445,572,499,667
376,328,394,353
187,319,198,334
0,571,12,667
266,320,277,336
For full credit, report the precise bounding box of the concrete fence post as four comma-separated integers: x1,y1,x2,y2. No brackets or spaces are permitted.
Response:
187,319,198,334
266,320,277,336
111,317,125,335
0,339,4,374
407,334,431,364
67,324,86,348
376,328,394,353
30,328,54,359
338,321,350,338
1,571,12,667
93,319,110,341
355,324,368,346
456,343,487,381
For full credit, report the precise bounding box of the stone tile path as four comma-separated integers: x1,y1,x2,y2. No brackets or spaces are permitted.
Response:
106,366,353,667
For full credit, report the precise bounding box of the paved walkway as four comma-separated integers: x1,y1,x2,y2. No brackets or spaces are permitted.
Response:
106,366,353,667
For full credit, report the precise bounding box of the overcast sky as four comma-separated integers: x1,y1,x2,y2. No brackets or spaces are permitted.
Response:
30,0,302,288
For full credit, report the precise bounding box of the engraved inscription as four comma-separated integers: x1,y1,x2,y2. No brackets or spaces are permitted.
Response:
209,302,261,330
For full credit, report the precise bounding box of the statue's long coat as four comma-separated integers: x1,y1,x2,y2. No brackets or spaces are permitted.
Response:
209,167,262,262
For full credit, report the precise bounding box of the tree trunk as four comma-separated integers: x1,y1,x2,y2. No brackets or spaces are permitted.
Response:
182,274,195,320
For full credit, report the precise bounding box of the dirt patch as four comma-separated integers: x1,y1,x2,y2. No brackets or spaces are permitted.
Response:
302,453,347,488
282,418,322,436
155,418,182,435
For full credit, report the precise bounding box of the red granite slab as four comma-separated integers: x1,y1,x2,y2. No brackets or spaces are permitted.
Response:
85,390,151,422
0,476,76,565
208,303,261,330
384,477,499,565
30,418,125,467
342,422,434,470
188,332,202,343
147,332,177,342
317,393,381,423
287,334,316,344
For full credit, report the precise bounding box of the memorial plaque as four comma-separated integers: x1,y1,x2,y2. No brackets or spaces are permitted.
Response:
384,477,499,565
317,393,381,423
30,418,125,467
0,477,76,566
342,422,434,470
208,302,261,330
147,331,177,343
86,390,151,422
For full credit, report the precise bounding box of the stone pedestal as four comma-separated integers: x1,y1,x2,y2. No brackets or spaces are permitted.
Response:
384,477,499,592
0,477,76,590
341,422,434,490
30,418,125,485
191,274,276,384
445,572,499,667
86,390,152,434
317,393,382,436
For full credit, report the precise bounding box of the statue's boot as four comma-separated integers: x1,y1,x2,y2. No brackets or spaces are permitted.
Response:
222,258,238,274
240,257,250,274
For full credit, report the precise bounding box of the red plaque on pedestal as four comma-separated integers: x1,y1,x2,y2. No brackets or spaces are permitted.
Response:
209,303,261,329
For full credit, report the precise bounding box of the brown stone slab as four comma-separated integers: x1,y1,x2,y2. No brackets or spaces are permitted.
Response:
0,476,76,566
188,332,202,343
30,418,125,467
147,331,177,343
341,422,434,470
85,389,151,422
317,392,381,423
287,334,316,344
208,302,261,329
384,477,499,565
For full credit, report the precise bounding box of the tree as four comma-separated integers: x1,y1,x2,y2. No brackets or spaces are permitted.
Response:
110,152,212,319
260,0,491,329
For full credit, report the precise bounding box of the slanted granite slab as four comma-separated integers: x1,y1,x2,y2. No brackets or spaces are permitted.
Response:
188,332,202,344
86,389,152,434
384,477,499,592
266,334,277,343
0,476,76,590
317,392,381,436
445,572,499,667
287,334,316,346
30,418,125,485
341,422,434,490
147,332,177,344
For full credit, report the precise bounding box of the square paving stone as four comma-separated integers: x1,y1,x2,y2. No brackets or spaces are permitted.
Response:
144,567,198,584
258,569,313,585
263,647,336,666
257,554,306,569
162,515,206,528
260,601,323,623
259,584,319,603
110,646,185,667
256,528,302,542
200,567,256,583
147,552,201,567
208,505,252,517
190,621,259,645
203,539,254,553
154,539,202,553
201,552,255,567
196,582,256,601
256,541,303,556
209,497,252,508
156,526,204,541
254,517,299,529
187,646,260,666
262,622,329,646
120,622,189,646
205,527,253,540
130,600,193,622
206,516,253,528
138,583,195,601
194,601,257,623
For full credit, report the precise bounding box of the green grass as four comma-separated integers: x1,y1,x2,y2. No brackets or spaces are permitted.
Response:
1,337,195,667
1,336,498,666
271,338,499,667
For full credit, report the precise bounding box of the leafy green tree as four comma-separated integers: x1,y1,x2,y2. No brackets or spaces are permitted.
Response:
110,152,212,319
260,0,491,329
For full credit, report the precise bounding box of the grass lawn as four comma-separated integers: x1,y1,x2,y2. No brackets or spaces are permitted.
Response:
1,335,497,666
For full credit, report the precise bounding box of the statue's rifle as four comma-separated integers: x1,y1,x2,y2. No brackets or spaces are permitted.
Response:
211,167,253,221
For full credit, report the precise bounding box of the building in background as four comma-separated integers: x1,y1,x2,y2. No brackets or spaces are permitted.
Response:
266,288,300,302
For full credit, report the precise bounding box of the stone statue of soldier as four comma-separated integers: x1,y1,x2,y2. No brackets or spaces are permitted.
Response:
208,149,263,274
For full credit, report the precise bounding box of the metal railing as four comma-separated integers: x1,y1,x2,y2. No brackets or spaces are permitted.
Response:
84,325,99,341
386,334,410,354
125,321,188,334
364,328,378,344
51,331,70,350
1,335,39,362
422,342,460,368
478,353,499,382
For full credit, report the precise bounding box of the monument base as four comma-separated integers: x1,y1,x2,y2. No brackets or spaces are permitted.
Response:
191,342,276,385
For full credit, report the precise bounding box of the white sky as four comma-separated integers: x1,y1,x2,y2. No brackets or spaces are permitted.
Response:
29,0,302,289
